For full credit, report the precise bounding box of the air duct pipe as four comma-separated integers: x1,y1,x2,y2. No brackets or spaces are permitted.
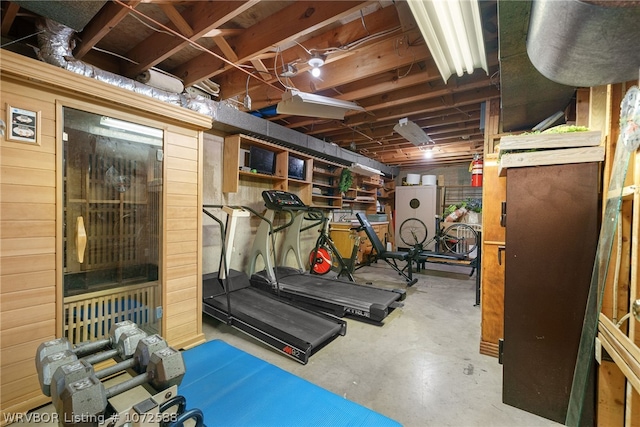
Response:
33,18,396,176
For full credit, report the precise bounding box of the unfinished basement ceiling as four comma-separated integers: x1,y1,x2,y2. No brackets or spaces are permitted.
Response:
4,1,634,168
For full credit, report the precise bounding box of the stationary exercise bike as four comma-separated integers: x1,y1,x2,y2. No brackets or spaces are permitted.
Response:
257,190,358,281
308,210,359,281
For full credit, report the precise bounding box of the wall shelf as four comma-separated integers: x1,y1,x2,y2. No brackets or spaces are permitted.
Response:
223,134,384,212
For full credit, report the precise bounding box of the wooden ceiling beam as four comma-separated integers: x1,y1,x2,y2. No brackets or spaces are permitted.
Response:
292,104,481,138
279,74,494,130
174,1,371,87
214,35,239,62
216,5,402,99
360,134,483,156
1,2,20,36
244,29,428,109
342,122,482,150
343,86,500,128
74,0,141,59
121,0,258,77
158,3,194,37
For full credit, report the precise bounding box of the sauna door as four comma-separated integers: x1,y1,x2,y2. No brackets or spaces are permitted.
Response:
63,108,163,339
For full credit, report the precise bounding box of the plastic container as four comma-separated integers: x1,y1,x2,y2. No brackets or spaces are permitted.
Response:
421,175,436,185
406,173,420,185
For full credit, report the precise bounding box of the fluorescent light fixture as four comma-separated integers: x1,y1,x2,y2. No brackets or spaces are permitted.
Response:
393,118,433,145
100,116,163,138
350,163,382,177
407,0,488,83
276,89,365,120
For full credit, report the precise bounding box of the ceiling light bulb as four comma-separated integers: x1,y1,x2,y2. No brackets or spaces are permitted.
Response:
423,148,433,159
310,67,321,78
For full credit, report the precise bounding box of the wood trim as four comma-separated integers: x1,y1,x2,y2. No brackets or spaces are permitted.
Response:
171,333,206,351
599,314,640,392
0,395,50,427
161,130,169,339
196,130,204,339
498,146,605,176
480,340,499,358
55,100,64,340
0,50,211,131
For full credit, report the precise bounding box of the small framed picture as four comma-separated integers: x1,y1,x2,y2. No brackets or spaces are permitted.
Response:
6,105,40,145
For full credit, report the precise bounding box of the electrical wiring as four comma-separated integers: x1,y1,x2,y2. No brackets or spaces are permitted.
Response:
128,11,175,36
0,29,45,48
112,0,284,94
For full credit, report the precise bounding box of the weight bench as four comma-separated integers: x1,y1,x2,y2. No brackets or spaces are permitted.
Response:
416,237,482,306
355,213,419,286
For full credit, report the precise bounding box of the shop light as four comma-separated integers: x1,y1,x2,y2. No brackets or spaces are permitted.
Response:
276,89,365,120
350,163,382,177
393,118,433,145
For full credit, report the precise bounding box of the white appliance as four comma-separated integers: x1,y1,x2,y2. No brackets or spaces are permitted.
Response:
395,185,438,251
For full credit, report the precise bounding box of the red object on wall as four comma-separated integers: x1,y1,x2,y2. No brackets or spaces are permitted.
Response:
471,156,483,187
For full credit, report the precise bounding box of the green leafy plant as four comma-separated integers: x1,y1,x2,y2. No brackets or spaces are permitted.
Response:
338,168,353,193
464,198,482,213
444,198,482,216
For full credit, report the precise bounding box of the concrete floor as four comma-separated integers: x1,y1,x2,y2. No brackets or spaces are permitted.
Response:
202,262,562,427
16,263,562,427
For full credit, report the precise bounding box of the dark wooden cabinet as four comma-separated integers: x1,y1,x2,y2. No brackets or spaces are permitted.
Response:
502,162,599,424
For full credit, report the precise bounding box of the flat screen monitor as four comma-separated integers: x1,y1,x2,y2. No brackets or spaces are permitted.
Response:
249,145,276,175
288,155,306,180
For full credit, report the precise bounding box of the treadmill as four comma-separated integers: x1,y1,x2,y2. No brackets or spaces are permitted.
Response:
202,206,346,364
248,190,406,324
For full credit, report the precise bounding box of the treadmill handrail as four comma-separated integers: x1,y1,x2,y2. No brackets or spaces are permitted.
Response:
207,204,284,297
202,207,232,322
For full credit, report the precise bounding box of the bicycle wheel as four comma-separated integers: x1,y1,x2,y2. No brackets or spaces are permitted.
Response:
442,223,479,256
399,218,428,247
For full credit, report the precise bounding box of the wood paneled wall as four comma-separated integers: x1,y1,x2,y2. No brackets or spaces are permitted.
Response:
0,51,209,417
164,127,203,346
1,74,58,415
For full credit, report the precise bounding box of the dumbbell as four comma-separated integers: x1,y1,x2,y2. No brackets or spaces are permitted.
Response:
37,323,147,396
50,334,169,413
36,320,137,365
59,346,186,426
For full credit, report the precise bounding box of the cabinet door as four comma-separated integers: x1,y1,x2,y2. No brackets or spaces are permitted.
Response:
480,242,505,357
330,224,356,259
502,163,599,424
395,186,437,250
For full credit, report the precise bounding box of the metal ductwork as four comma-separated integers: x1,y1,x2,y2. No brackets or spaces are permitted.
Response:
210,102,397,176
498,0,576,132
30,17,397,177
527,0,640,87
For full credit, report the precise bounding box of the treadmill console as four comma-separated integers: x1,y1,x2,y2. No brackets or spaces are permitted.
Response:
262,190,307,210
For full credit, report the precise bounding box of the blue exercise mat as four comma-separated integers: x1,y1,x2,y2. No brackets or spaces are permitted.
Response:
179,339,401,427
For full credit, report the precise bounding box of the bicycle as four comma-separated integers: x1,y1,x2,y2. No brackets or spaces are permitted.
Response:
399,215,479,258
